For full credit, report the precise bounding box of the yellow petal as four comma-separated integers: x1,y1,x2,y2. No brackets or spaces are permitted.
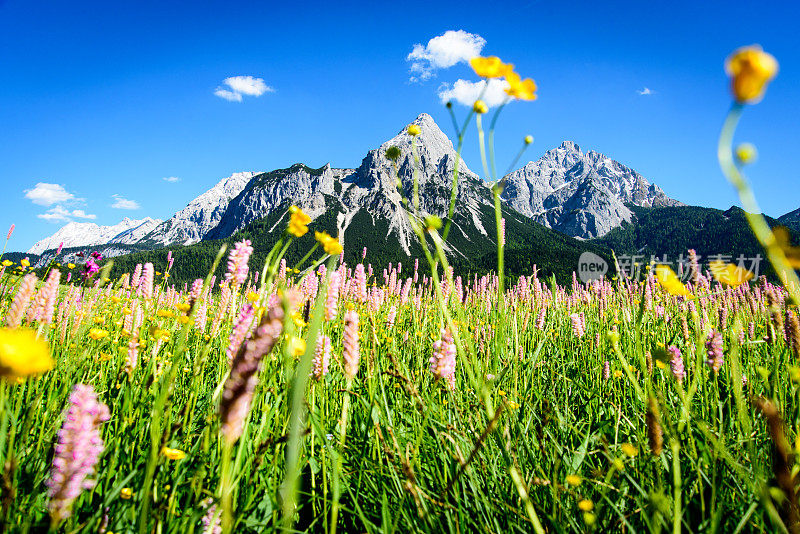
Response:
654,265,692,297
708,261,754,287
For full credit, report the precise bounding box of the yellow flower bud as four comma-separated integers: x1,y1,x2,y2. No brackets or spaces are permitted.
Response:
472,100,488,114
407,124,421,136
565,474,582,487
735,142,758,165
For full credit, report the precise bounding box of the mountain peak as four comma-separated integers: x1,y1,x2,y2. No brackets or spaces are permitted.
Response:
27,217,161,255
560,140,581,152
500,141,683,238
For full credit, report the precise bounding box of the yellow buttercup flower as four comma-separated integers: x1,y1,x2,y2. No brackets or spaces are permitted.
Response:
120,487,133,499
725,45,778,104
288,206,311,237
176,302,191,312
578,499,594,512
524,135,534,145
407,124,421,136
20,259,30,267
88,328,109,340
1,260,12,267
472,100,488,114
469,56,514,79
162,447,186,460
621,443,638,457
654,265,693,298
314,231,343,255
565,474,582,487
708,261,754,287
67,263,75,269
505,72,537,101
289,336,306,357
0,328,53,380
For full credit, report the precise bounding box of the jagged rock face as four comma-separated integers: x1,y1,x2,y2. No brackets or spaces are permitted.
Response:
142,171,260,246
207,113,496,257
501,140,683,239
28,217,161,255
206,164,343,240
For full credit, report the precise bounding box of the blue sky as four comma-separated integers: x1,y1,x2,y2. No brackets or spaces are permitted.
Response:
1,0,799,252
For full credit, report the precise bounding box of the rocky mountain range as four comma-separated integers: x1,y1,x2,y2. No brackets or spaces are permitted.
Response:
24,113,688,267
501,140,682,239
204,113,495,260
28,217,161,255
140,171,260,246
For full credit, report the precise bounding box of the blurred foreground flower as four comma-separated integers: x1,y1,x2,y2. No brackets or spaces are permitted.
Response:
46,384,110,526
220,303,285,445
470,56,514,78
773,227,800,269
505,72,537,101
654,265,693,297
162,447,186,460
314,231,342,255
725,45,778,104
288,206,311,237
0,327,53,380
709,261,754,287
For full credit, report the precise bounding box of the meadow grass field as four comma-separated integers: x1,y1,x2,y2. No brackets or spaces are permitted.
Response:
1,47,800,533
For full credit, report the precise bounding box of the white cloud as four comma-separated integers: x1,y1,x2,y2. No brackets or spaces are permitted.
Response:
224,76,273,96
163,176,180,183
407,30,486,82
214,76,274,102
438,78,510,108
214,88,242,102
38,205,97,222
637,87,655,95
24,182,76,206
111,194,140,210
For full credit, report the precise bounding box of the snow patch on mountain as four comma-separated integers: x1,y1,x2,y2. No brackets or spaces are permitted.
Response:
28,217,161,255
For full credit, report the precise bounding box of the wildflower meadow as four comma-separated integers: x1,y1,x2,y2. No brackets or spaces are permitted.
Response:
2,46,800,534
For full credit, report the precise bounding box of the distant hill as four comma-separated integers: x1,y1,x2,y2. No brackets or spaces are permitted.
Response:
104,197,615,288
592,205,799,279
779,207,800,233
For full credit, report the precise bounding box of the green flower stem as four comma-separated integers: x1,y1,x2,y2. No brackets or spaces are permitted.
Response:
291,242,320,272
281,256,335,531
718,103,800,306
220,440,234,533
330,379,353,534
671,440,682,534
